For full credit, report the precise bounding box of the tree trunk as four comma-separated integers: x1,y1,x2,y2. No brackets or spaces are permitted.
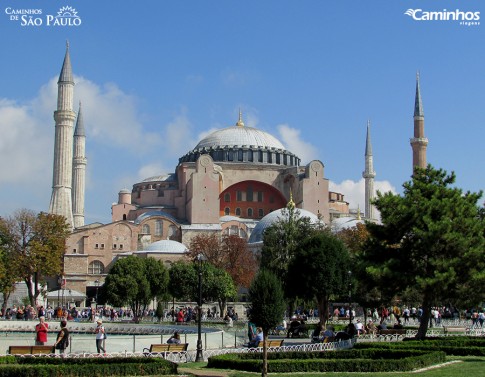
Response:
24,277,35,307
261,330,268,377
416,295,432,339
317,296,329,329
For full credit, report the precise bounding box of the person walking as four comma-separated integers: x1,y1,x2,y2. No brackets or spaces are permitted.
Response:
35,316,49,345
54,320,69,355
95,319,106,354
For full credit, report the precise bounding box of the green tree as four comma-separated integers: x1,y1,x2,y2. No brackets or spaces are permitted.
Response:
286,231,351,328
104,256,168,322
168,260,237,317
0,217,18,312
0,210,70,306
248,269,286,377
362,166,485,339
260,203,316,290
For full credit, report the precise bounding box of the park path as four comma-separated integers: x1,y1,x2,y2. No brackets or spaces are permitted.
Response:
178,367,230,377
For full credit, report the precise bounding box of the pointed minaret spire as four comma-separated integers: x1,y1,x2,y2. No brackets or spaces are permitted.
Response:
235,108,245,127
58,40,74,84
72,101,87,228
414,71,424,117
49,43,76,229
410,72,428,173
362,120,376,221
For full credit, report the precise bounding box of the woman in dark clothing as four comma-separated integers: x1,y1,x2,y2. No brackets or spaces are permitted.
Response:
54,320,69,355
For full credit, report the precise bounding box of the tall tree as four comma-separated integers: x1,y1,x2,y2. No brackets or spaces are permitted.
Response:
188,234,256,288
286,231,351,328
336,223,382,321
362,166,485,339
104,256,169,322
0,217,18,313
1,210,70,306
260,204,315,289
168,260,237,317
248,269,286,377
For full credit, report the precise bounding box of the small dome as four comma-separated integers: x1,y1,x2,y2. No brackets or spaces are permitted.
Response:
248,208,320,244
330,216,365,233
195,126,285,150
144,240,187,253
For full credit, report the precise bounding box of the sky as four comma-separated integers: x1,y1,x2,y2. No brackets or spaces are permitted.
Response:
1,0,484,225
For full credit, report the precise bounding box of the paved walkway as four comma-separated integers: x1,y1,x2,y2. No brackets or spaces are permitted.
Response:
178,367,230,377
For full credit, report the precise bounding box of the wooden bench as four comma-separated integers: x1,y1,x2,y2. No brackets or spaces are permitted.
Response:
443,326,468,334
378,329,407,335
257,339,284,348
142,343,188,360
9,345,55,355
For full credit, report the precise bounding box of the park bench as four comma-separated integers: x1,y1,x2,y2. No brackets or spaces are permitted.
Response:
257,339,284,347
378,329,406,335
142,343,188,361
443,326,468,335
9,345,55,355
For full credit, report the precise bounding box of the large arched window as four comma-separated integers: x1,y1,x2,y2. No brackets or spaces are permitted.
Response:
88,260,105,275
142,224,150,234
155,220,163,236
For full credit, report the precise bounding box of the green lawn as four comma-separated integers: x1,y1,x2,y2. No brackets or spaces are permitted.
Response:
180,357,485,377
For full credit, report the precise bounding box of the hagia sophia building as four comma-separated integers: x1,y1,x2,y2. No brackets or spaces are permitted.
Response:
47,45,427,304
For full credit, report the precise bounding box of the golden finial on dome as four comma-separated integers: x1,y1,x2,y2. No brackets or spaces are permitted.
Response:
236,108,245,127
287,188,295,210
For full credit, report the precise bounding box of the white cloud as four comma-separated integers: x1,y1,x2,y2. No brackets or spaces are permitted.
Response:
277,124,319,164
0,98,52,185
329,178,396,213
163,111,197,156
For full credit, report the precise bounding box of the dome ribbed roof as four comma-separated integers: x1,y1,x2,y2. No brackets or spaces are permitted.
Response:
195,126,285,150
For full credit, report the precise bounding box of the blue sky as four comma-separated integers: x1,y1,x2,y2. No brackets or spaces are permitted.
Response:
1,0,484,224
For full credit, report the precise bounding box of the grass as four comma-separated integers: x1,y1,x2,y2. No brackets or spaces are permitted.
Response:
179,357,485,377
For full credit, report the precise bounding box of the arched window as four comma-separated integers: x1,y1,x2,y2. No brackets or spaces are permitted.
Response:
168,225,177,238
247,208,253,217
155,220,163,236
88,260,105,275
224,207,230,215
142,224,150,234
235,208,241,216
224,193,231,203
258,208,264,218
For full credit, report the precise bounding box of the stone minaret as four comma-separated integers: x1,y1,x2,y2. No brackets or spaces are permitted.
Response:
72,101,87,228
49,42,75,229
410,72,428,173
362,120,376,220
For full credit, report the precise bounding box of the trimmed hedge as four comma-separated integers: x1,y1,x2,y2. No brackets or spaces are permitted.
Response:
207,349,445,373
355,337,485,356
0,357,177,377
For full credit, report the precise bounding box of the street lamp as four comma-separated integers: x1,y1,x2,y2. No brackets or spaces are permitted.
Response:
95,279,99,304
195,253,206,362
348,270,352,326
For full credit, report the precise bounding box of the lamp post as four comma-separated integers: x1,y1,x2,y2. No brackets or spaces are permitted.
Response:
195,253,206,362
95,279,99,304
348,270,352,326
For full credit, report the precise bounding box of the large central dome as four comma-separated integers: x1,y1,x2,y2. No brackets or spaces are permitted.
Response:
178,113,300,167
195,125,285,150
